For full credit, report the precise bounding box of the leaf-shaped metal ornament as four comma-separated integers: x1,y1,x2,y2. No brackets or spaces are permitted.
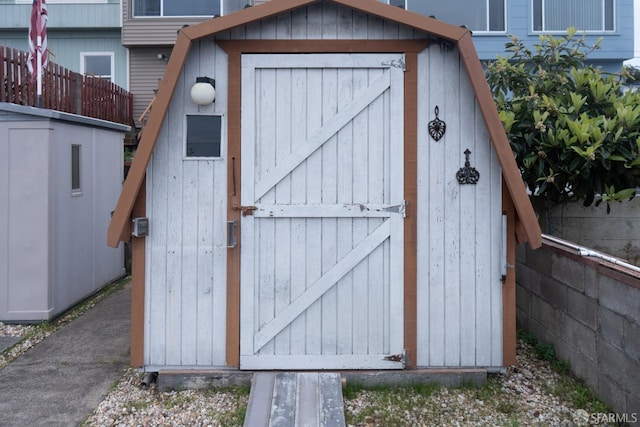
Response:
428,106,446,141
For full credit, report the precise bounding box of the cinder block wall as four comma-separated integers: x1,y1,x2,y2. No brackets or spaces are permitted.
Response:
516,239,640,417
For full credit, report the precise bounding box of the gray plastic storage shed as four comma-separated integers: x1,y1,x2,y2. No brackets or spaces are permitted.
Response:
0,103,127,322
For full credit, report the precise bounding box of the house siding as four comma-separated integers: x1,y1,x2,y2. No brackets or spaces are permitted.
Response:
122,18,207,46
470,0,634,71
129,47,174,125
0,2,121,29
0,2,128,90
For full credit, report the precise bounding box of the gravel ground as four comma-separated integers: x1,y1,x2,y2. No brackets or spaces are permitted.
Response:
82,340,609,427
1,288,611,427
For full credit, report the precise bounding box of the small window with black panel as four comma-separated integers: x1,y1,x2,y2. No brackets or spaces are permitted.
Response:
185,114,222,159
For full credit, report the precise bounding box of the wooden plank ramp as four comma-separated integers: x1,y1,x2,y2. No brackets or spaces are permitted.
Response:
243,372,346,427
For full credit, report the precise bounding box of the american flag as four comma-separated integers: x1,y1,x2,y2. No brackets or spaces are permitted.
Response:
27,0,48,83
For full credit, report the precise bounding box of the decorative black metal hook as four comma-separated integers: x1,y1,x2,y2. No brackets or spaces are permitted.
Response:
428,106,446,141
456,149,480,184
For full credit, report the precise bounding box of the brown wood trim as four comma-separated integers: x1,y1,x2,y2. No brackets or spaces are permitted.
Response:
458,32,542,249
130,178,146,367
502,184,517,366
404,52,418,368
183,0,466,43
216,40,430,54
225,50,242,368
515,219,527,245
107,32,193,248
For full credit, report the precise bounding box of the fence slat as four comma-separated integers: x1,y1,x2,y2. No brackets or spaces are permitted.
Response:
0,44,133,125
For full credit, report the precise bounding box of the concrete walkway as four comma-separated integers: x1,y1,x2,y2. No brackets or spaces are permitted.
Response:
0,285,131,427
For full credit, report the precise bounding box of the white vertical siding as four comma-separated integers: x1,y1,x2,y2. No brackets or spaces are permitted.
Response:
416,46,503,368
145,40,228,368
231,3,416,41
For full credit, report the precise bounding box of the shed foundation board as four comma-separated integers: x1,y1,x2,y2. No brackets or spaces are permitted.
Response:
155,368,487,392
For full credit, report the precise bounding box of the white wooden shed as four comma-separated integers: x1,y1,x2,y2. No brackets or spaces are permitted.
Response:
1,103,127,322
109,0,542,372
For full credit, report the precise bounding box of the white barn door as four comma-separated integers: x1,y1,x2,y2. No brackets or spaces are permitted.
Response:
240,54,405,370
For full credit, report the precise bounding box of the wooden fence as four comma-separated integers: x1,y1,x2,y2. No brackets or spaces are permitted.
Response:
0,45,134,127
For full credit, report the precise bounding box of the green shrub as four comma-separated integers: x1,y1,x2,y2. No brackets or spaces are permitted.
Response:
486,28,640,211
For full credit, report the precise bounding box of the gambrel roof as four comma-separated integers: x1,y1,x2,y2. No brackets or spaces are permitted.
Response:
108,0,541,248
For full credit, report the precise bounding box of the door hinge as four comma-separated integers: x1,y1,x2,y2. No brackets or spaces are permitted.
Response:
382,200,408,218
383,350,406,365
382,58,406,70
233,205,258,216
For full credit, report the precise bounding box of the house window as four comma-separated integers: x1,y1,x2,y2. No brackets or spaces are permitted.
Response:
185,115,222,158
380,0,505,32
533,0,614,32
81,53,114,81
71,144,81,194
133,0,245,17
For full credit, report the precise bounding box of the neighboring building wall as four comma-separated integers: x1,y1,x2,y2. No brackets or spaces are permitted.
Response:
516,239,640,417
470,0,634,71
0,2,128,89
129,46,173,125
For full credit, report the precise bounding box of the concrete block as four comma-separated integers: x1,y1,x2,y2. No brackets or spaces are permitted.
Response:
516,283,531,316
567,288,597,329
342,368,487,388
598,306,624,350
527,318,549,344
551,253,585,292
515,263,541,297
532,295,563,335
626,393,640,419
566,350,598,391
599,276,640,320
525,245,552,276
623,320,640,361
549,335,572,366
584,267,599,299
562,314,597,363
157,371,253,391
515,243,526,264
598,372,628,416
598,341,640,398
539,275,568,312
516,307,529,331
